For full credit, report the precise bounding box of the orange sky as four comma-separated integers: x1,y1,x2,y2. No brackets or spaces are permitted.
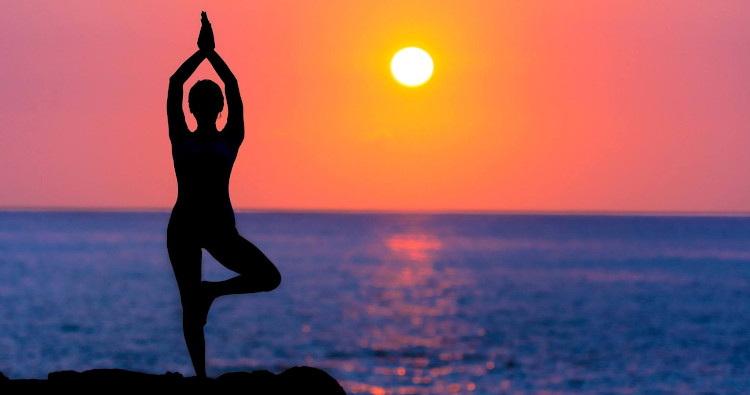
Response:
1,1,749,213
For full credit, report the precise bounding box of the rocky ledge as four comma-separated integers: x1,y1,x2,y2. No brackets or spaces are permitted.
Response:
0,366,346,394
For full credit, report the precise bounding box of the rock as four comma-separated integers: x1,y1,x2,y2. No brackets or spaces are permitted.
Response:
216,370,278,393
278,366,346,394
0,366,346,394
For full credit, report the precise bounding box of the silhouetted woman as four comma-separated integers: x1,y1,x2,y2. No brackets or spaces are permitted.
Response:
166,12,281,378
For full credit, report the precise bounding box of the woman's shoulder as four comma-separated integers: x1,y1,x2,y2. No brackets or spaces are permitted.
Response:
219,125,243,147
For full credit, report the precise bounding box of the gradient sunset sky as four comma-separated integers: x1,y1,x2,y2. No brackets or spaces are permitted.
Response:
1,1,748,213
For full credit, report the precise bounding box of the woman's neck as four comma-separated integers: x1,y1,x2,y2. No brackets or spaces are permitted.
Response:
194,124,218,135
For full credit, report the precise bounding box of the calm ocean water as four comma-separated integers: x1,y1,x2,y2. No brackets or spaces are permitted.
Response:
0,211,749,394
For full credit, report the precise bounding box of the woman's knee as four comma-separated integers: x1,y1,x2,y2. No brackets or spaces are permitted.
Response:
263,266,281,292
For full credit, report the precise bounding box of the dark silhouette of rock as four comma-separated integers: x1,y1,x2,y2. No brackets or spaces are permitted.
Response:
278,366,348,393
0,366,346,394
216,370,279,393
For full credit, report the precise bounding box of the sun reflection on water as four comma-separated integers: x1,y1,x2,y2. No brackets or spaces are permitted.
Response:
387,234,442,263
338,232,487,394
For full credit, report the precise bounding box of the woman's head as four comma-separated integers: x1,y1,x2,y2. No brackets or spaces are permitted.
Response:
188,80,224,123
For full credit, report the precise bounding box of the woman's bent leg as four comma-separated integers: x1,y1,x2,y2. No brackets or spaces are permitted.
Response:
204,230,281,298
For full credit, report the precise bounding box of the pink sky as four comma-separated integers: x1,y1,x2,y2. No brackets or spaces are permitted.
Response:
1,1,749,213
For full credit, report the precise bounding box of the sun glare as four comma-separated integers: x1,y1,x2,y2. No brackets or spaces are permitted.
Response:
391,47,433,86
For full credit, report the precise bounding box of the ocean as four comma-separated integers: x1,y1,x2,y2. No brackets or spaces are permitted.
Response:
0,211,748,394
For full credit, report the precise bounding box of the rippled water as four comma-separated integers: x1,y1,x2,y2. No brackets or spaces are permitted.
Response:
1,211,749,394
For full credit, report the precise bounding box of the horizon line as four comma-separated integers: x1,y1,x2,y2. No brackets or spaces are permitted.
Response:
0,206,749,218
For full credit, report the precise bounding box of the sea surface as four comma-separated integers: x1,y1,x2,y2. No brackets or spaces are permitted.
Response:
0,211,749,394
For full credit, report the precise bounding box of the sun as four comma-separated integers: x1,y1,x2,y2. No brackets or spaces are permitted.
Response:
391,47,433,86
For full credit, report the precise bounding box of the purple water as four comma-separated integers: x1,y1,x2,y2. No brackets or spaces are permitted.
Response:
0,211,749,394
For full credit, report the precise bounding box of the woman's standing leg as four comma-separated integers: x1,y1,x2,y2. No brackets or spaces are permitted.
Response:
167,226,207,378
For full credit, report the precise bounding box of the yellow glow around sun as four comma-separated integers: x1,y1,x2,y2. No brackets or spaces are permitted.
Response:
391,47,433,86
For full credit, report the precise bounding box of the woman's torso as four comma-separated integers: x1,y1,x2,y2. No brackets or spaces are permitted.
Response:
169,131,240,230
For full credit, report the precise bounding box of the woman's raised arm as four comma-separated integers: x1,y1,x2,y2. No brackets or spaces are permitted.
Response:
199,13,244,143
206,50,243,143
167,50,205,141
